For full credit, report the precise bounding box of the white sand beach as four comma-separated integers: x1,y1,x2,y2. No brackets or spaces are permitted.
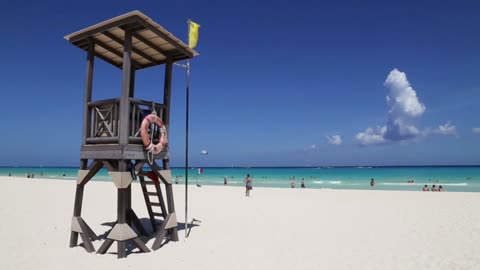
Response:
1,177,480,270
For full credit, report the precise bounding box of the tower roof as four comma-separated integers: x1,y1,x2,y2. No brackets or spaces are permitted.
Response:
65,10,199,69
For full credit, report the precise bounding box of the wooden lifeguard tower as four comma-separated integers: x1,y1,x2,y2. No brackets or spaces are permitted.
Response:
64,11,198,258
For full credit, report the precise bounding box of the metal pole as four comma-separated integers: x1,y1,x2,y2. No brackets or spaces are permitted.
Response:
184,60,191,240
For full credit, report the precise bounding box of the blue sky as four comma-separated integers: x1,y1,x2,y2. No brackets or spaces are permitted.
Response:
0,0,479,166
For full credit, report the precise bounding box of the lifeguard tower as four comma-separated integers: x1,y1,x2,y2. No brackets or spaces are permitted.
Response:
64,11,198,258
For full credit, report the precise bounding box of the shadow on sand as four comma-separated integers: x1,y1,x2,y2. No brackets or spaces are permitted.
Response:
79,218,200,256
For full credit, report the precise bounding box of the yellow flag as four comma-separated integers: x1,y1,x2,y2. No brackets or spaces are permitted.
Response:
188,20,200,49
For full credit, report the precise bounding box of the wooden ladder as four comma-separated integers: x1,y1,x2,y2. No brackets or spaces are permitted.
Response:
138,172,168,232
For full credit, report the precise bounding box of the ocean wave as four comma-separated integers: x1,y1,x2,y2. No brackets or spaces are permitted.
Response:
312,180,342,184
382,182,468,187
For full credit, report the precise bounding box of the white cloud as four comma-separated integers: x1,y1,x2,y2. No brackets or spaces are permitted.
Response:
473,127,480,134
326,135,342,145
355,126,386,146
355,69,426,145
433,122,457,136
310,144,317,149
384,69,426,118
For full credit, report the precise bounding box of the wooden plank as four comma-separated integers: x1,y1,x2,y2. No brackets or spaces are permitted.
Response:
132,32,169,56
86,137,119,144
152,212,163,217
119,29,132,146
93,49,123,68
82,39,94,145
102,31,159,65
148,202,161,207
145,192,157,196
87,98,120,107
68,16,138,43
92,37,143,69
135,18,194,58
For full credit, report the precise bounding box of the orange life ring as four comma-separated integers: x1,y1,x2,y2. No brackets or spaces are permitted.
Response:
140,114,168,154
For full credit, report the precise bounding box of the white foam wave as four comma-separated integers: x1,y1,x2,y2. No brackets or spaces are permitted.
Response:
312,180,342,184
383,182,468,187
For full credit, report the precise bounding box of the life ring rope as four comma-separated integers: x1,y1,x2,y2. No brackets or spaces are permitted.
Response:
140,113,168,164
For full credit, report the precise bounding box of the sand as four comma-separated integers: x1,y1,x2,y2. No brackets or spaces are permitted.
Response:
0,177,479,270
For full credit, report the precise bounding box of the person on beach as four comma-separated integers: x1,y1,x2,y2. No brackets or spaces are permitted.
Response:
175,176,179,184
439,185,444,192
432,185,438,192
8,173,11,177
244,174,253,196
290,178,296,188
27,173,30,178
423,185,429,191
224,176,228,185
301,178,305,188
370,178,375,187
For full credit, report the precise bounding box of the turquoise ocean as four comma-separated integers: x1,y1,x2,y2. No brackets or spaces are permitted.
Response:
1,166,479,192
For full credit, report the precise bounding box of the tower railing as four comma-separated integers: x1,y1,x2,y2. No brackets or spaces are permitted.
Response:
85,98,165,145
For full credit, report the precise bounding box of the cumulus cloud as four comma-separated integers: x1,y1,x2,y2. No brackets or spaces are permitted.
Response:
356,69,426,145
326,135,342,145
473,127,480,134
355,127,386,146
433,122,457,136
310,144,317,149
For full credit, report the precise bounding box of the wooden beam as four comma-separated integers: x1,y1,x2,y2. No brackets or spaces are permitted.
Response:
119,29,132,146
132,32,169,56
102,31,159,65
163,59,173,127
68,16,138,43
91,37,143,69
82,39,94,145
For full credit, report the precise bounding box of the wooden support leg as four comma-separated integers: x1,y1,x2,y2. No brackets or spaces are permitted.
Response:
165,184,179,241
97,239,114,254
98,185,151,258
70,184,84,248
151,213,176,250
79,218,98,241
128,209,148,236
132,238,150,253
80,231,95,253
151,220,169,250
118,241,127,259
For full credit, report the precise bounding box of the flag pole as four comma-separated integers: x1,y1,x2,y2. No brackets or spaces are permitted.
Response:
184,19,191,241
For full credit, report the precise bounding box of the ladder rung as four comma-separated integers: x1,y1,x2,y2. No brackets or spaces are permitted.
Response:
145,192,157,196
140,181,156,186
152,212,164,217
148,202,161,207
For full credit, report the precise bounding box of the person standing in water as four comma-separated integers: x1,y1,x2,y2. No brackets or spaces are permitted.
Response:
290,178,296,188
301,178,305,188
370,178,375,187
244,174,253,196
224,176,228,185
